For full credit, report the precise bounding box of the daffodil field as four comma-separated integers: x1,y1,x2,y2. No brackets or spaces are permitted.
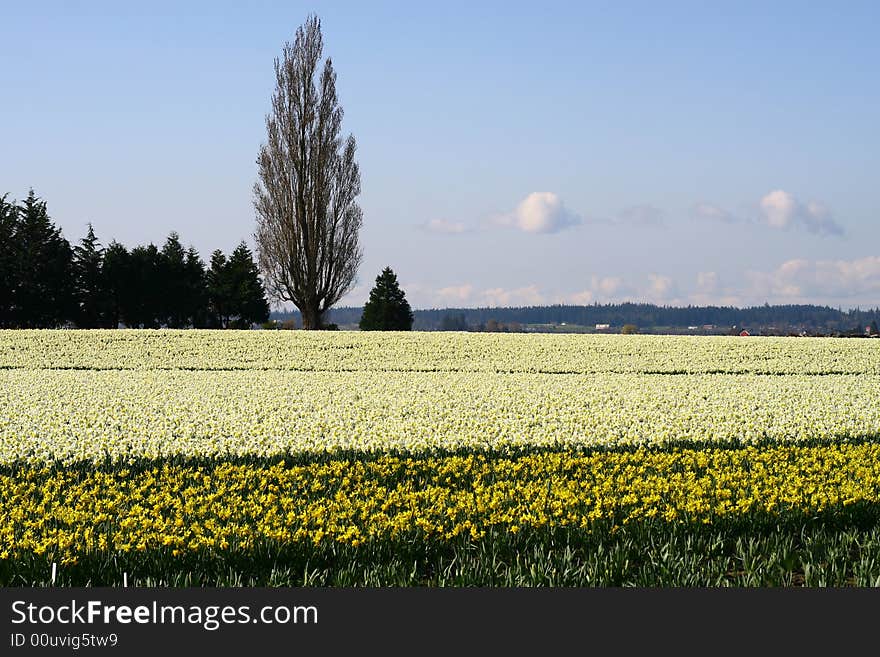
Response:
2,330,880,586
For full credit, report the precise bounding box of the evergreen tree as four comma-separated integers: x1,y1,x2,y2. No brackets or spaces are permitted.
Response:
11,190,74,327
184,246,209,328
359,267,413,331
207,250,231,328
0,194,18,327
71,223,106,328
204,244,269,329
226,242,270,328
123,244,162,328
102,241,129,328
159,232,188,328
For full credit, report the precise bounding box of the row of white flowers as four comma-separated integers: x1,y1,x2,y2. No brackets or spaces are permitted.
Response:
1,329,879,374
2,367,878,464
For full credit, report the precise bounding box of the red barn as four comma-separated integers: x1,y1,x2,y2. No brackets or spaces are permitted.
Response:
739,330,750,337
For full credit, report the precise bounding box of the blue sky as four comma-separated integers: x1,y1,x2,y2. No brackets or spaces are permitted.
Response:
2,1,878,309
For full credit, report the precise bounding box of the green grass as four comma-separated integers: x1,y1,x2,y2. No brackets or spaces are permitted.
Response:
5,510,880,587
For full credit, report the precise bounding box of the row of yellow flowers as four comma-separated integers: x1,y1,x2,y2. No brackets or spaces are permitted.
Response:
3,443,879,563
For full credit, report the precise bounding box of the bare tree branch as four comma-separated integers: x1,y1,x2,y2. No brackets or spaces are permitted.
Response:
253,14,362,329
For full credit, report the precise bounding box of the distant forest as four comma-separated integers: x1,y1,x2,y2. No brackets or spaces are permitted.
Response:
273,303,880,336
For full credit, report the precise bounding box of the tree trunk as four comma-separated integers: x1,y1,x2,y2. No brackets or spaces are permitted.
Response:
300,302,323,330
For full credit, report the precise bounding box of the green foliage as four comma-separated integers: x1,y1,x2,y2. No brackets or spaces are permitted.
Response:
208,243,271,329
123,243,163,328
359,267,414,331
151,233,210,328
159,232,190,328
71,224,107,328
10,190,74,328
1,189,272,329
0,194,18,327
621,323,639,334
184,247,209,328
207,250,230,327
440,312,468,331
101,241,129,328
6,511,880,586
227,242,271,328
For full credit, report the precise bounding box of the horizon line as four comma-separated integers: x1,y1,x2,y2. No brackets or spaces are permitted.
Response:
272,301,880,313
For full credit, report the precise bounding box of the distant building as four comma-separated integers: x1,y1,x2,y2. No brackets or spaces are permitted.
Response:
687,326,699,330
595,324,610,330
739,330,750,337
702,324,716,330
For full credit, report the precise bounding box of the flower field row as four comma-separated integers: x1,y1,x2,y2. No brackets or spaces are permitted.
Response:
2,329,880,374
3,443,879,564
4,330,880,585
2,369,880,464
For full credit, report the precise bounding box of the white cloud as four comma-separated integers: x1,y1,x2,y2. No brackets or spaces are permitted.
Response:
746,256,880,303
758,190,844,236
759,190,796,229
691,202,736,223
692,191,844,236
396,256,880,311
491,195,669,233
422,218,467,234
414,276,683,309
696,271,719,292
568,274,680,306
645,273,677,303
800,200,840,235
437,284,474,303
495,192,581,234
616,205,664,227
688,272,744,306
593,275,623,297
408,283,548,308
567,276,627,304
567,290,595,305
480,285,545,307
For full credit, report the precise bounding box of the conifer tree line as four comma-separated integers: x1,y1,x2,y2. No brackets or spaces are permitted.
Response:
1,190,270,329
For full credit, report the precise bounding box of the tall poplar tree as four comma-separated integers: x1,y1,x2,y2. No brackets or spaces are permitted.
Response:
254,14,363,329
